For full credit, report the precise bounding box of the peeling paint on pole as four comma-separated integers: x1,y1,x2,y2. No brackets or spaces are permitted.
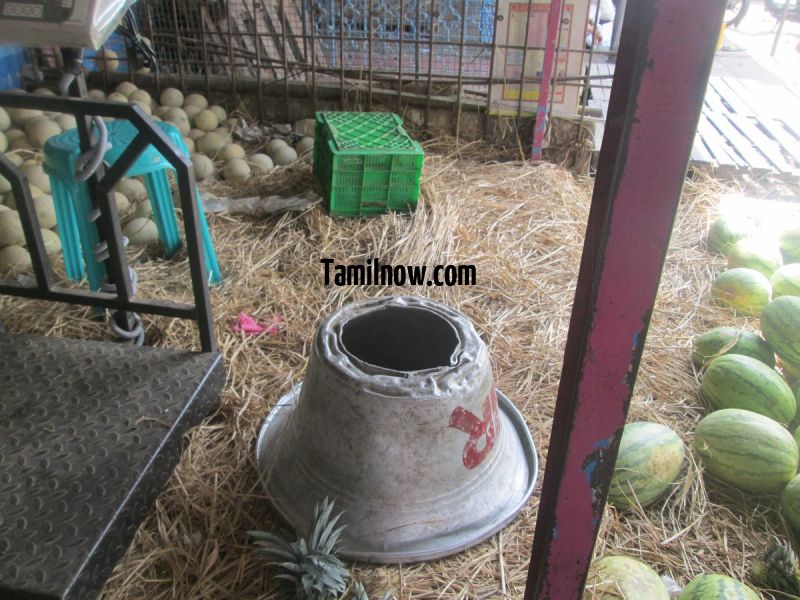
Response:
523,0,726,597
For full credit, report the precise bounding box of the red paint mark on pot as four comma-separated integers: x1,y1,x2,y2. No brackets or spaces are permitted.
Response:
449,388,500,469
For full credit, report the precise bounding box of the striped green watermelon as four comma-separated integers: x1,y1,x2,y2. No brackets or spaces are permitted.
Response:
782,473,800,535
781,357,800,385
761,296,800,364
583,556,669,600
781,228,800,263
607,422,685,510
678,574,759,599
772,263,800,298
701,354,796,424
726,237,783,277
711,268,772,316
692,326,775,370
708,216,751,254
693,408,798,493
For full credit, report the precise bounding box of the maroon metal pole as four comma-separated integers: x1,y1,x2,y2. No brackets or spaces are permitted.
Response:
523,0,725,597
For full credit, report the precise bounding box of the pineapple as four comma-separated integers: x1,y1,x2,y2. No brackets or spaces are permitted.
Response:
750,539,800,596
250,497,350,600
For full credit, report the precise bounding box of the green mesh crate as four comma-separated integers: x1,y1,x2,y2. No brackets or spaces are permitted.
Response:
313,112,424,217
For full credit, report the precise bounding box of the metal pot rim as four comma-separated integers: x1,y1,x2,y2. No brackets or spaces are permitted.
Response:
255,384,539,563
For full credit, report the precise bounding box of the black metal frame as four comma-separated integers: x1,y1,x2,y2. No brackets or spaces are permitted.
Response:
0,90,216,352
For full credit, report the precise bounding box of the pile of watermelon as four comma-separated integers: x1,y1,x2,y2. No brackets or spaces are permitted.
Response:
708,216,800,315
584,216,800,599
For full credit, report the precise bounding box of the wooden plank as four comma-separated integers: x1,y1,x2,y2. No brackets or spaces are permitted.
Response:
703,81,728,114
710,77,754,116
745,79,800,119
697,112,744,167
705,110,773,171
719,77,762,115
690,133,715,165
730,115,792,173
759,117,800,165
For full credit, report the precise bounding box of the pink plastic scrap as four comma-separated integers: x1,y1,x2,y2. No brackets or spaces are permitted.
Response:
233,312,282,335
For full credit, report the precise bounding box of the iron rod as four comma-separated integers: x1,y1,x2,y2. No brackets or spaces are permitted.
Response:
516,0,535,117
254,0,264,122
169,0,187,92
424,0,436,128
454,0,468,139
0,158,54,291
397,0,406,113
483,0,501,138
523,0,726,596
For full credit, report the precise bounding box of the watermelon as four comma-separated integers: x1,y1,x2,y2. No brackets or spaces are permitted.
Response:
761,296,800,364
726,237,783,277
678,574,759,599
700,354,796,424
693,408,798,493
607,422,685,510
772,263,800,298
781,357,800,385
711,268,771,315
691,326,775,370
707,216,751,254
784,474,800,536
583,556,669,600
780,228,800,263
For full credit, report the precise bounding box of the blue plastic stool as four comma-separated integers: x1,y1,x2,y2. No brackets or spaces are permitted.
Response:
43,120,222,291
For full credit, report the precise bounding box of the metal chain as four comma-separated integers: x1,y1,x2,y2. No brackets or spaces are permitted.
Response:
57,50,145,346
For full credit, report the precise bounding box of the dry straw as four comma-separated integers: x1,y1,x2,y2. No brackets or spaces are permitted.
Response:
0,148,783,599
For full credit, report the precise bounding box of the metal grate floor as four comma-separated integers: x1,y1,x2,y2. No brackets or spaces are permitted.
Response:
0,333,224,600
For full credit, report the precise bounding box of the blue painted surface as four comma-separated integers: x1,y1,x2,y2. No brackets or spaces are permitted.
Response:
312,0,495,71
582,458,597,485
0,46,27,90
591,437,611,450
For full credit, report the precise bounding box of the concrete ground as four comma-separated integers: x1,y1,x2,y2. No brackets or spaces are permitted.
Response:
715,0,800,92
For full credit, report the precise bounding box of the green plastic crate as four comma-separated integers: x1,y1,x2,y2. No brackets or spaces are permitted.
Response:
313,112,424,217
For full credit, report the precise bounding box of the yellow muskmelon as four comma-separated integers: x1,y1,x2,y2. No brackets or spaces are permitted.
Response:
194,109,219,132
40,228,60,254
184,93,208,109
55,114,77,131
21,164,51,193
33,195,56,229
133,199,153,219
124,218,158,245
0,211,26,246
197,132,226,157
115,81,138,98
223,158,250,180
114,191,131,213
296,137,314,154
248,153,274,175
191,154,215,180
94,49,120,71
0,245,31,271
0,107,10,131
272,146,298,166
117,179,147,200
209,105,227,122
265,138,288,156
184,103,203,120
160,88,184,108
129,89,152,107
222,143,246,161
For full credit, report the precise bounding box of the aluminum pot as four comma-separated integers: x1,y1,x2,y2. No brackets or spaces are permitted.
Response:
256,295,537,563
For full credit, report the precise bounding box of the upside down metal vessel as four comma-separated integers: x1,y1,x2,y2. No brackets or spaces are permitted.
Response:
256,296,538,563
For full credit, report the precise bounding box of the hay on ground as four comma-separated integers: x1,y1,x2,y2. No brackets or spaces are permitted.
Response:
0,150,782,599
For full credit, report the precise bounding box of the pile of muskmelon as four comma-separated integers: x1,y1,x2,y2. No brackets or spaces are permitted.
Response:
0,84,319,272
